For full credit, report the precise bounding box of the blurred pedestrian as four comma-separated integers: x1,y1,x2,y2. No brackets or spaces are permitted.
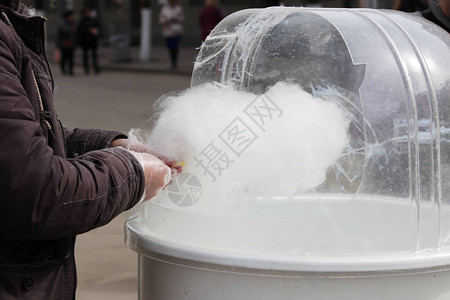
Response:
159,0,185,69
419,0,450,32
395,0,450,32
77,7,100,74
199,0,224,41
57,10,76,75
0,1,179,299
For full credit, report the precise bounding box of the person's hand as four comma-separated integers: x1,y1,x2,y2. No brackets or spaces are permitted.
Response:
110,137,183,175
130,151,172,202
125,138,183,175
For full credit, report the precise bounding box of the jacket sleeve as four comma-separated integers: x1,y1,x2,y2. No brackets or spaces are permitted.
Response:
64,127,127,158
0,37,145,240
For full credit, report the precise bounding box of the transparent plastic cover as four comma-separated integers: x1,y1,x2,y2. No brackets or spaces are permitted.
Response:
136,7,450,257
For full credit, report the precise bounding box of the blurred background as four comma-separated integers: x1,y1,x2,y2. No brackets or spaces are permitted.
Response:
23,0,397,52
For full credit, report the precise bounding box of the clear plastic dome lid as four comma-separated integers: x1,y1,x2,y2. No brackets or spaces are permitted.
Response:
141,8,450,257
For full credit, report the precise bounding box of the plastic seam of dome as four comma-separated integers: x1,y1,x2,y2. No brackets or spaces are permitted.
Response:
382,10,442,249
351,9,422,249
372,9,443,251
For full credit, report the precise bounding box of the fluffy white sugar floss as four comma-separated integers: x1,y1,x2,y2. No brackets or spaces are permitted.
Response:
131,81,349,200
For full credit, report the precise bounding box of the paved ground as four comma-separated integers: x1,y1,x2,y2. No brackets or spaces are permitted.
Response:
52,60,191,300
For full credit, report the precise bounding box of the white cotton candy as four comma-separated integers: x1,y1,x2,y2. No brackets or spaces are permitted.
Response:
131,82,349,200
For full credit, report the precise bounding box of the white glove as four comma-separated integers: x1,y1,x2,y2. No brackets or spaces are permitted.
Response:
130,151,172,202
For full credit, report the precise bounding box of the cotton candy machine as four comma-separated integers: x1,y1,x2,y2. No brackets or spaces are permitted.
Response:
125,7,450,300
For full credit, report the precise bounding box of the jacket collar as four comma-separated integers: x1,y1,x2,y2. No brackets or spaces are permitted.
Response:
0,5,46,57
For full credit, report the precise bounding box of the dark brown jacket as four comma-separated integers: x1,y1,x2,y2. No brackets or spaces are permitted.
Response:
0,4,144,299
